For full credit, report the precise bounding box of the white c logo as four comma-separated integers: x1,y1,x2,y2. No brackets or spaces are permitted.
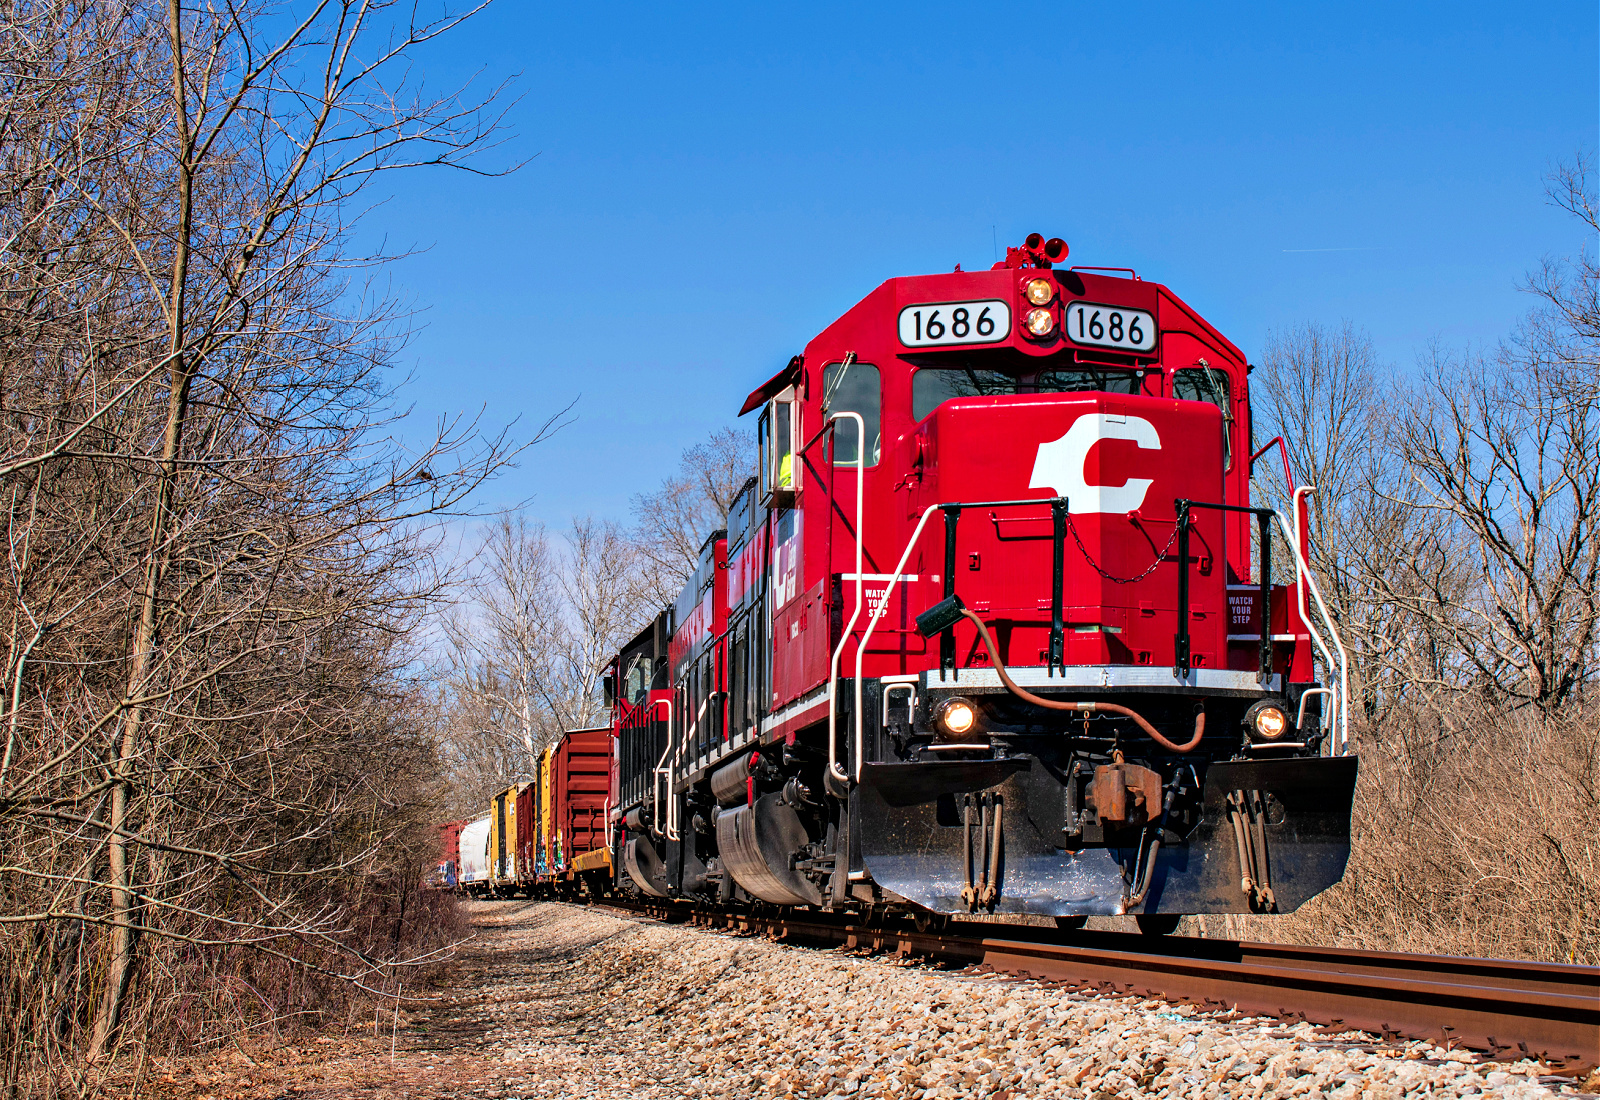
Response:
1029,414,1162,513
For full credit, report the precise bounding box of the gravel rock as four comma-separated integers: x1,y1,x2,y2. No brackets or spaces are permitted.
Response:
429,902,1586,1100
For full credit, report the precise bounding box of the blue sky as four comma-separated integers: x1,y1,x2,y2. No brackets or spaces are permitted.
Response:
370,0,1597,527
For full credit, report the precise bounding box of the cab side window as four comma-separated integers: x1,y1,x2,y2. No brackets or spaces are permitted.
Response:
821,359,881,467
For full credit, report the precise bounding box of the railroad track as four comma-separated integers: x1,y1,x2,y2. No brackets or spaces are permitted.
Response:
598,898,1599,1073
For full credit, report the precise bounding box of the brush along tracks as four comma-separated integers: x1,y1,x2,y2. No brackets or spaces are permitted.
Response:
600,899,1599,1074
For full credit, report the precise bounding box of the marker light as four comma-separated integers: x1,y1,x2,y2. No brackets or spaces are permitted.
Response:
1024,277,1055,306
1024,308,1056,337
936,698,978,737
1252,704,1288,739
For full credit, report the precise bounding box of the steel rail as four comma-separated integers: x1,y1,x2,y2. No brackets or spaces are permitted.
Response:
597,898,1599,1072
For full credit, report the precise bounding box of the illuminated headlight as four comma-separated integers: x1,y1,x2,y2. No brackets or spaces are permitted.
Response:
1024,308,1056,337
936,697,979,737
1024,277,1055,306
1246,700,1289,740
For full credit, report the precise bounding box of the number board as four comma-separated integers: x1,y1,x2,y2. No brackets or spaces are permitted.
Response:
897,300,1010,347
1064,301,1157,353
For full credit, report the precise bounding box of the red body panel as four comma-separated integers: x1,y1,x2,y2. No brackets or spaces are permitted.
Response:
513,785,536,880
899,393,1226,671
552,727,612,868
436,818,468,873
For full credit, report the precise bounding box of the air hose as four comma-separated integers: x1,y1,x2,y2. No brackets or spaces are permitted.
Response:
958,609,1206,753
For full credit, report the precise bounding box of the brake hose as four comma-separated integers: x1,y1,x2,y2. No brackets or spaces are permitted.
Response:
958,609,1206,753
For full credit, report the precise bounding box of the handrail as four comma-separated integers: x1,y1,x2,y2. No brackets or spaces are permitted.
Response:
1274,503,1349,754
1296,687,1332,731
825,412,865,784
1287,485,1335,729
1172,498,1276,683
848,504,944,780
670,690,707,841
1251,436,1297,497
647,698,673,837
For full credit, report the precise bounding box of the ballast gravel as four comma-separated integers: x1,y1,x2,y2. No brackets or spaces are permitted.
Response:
436,901,1588,1100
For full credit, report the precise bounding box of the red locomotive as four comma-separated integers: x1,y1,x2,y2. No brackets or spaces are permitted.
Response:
606,234,1356,927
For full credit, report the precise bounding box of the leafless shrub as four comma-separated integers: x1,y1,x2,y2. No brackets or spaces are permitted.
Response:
0,0,536,1091
1230,697,1598,964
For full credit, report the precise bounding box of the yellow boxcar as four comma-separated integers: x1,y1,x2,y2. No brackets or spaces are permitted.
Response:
487,781,528,890
538,746,554,875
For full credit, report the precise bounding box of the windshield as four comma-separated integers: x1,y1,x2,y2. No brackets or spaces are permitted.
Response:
912,363,1141,420
1173,365,1229,409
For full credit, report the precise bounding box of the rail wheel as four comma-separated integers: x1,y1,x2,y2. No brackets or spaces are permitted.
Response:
1054,916,1087,931
1135,914,1182,936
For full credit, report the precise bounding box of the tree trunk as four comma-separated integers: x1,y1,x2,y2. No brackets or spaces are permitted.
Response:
86,0,195,1059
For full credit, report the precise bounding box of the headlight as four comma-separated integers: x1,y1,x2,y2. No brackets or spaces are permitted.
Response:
1247,701,1289,740
1024,308,1056,337
1024,277,1055,306
936,698,978,736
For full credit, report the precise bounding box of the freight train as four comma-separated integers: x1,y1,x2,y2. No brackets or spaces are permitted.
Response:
442,234,1358,932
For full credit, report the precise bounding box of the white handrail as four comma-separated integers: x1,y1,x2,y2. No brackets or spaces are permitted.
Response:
1296,686,1332,731
825,412,866,784
1274,505,1350,754
669,692,707,841
849,504,944,780
1286,487,1342,748
1290,487,1325,656
648,698,673,837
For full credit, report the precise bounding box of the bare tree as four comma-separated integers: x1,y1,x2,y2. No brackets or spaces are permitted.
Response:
1251,322,1462,723
443,515,561,766
630,426,754,604
1389,340,1600,710
1525,150,1599,386
1231,155,1600,964
0,0,537,1085
440,515,645,795
551,516,648,729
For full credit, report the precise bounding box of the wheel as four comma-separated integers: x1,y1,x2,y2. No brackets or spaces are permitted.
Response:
1135,914,1182,936
1054,915,1087,930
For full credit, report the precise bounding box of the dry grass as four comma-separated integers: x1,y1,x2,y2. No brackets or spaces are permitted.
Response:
1219,700,1599,964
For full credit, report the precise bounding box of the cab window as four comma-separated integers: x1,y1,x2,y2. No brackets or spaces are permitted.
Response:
821,359,881,466
1173,366,1230,409
912,367,1015,420
623,654,651,705
1173,365,1235,469
1035,367,1141,396
760,397,795,499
